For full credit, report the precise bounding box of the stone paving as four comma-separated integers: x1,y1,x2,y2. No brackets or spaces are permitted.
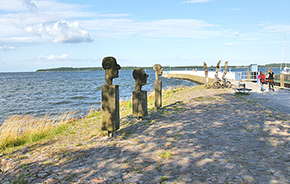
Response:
1,87,290,184
230,80,290,114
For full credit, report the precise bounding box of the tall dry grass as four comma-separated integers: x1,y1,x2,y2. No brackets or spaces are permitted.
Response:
0,112,75,150
0,85,191,151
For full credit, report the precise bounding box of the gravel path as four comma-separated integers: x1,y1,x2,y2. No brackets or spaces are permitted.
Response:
1,87,290,184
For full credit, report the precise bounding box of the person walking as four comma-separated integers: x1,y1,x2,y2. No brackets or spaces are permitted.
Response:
258,71,265,92
268,69,275,91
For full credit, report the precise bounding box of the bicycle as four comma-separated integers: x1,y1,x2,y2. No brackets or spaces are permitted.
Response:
212,78,232,89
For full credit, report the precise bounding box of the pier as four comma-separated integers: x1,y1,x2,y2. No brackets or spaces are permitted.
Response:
162,70,290,88
162,70,236,84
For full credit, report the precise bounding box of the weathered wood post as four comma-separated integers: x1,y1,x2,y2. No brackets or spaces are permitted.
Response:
280,74,285,88
215,60,221,83
222,61,228,81
101,56,121,137
132,68,149,119
153,64,163,109
222,61,228,86
203,62,208,87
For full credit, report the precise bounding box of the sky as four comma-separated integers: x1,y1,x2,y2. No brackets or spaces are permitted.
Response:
0,0,290,72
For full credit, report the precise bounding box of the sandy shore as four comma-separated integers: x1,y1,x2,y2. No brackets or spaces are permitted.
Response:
1,86,290,183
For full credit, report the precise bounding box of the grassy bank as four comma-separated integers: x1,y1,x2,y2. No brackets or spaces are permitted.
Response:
0,112,76,151
0,85,193,153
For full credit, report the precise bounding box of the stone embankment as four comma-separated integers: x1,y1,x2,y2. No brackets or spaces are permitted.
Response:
1,87,290,184
162,73,215,85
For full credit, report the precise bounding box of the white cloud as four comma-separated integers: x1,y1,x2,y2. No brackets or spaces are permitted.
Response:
140,19,221,38
26,53,86,62
0,45,20,51
1,0,225,45
84,18,224,39
0,0,95,44
0,36,45,44
231,31,239,37
24,23,45,37
21,0,37,14
225,43,234,46
181,0,213,4
24,20,93,43
0,0,24,12
261,23,290,34
38,54,69,60
229,8,240,11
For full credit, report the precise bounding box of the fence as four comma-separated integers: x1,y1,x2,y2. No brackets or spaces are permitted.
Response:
234,72,258,82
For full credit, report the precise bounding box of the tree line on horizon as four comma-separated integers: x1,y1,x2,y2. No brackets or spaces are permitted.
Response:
36,63,289,72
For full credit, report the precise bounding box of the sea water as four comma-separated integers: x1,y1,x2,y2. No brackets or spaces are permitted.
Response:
0,70,197,122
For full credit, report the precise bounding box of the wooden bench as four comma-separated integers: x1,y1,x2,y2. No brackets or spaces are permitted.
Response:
234,83,252,94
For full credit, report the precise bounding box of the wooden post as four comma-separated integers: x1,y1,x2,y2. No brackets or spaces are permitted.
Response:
203,62,208,86
153,64,163,109
154,81,162,109
215,60,221,82
280,74,285,88
101,56,121,137
132,91,148,118
101,85,120,134
222,61,228,81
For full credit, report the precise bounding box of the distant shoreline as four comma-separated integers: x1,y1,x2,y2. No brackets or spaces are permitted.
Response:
36,63,287,72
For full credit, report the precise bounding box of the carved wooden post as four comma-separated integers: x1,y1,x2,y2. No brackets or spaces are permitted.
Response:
222,61,228,81
132,68,149,119
215,60,221,83
101,57,121,137
153,64,163,109
203,62,208,86
280,74,285,88
102,85,119,137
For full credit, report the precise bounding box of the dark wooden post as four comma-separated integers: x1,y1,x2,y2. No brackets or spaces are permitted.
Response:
153,64,163,109
132,68,149,119
215,60,221,83
222,61,228,81
154,81,162,109
280,74,285,88
132,91,148,118
101,57,121,137
203,62,208,86
102,85,120,136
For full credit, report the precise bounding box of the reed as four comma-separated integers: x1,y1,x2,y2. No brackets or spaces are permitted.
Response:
0,85,194,151
0,112,75,150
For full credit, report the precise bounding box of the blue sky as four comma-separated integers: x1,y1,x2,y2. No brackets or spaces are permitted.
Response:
0,0,290,72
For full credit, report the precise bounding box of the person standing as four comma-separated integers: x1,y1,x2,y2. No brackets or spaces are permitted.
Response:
258,71,265,92
268,69,275,91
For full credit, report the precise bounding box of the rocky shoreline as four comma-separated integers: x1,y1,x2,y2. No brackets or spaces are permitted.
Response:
1,86,290,184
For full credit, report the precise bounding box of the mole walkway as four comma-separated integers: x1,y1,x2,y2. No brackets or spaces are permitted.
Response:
230,80,290,114
163,71,290,114
2,87,290,184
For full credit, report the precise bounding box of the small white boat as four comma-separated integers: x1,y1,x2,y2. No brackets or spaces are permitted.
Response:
280,34,290,74
281,66,290,74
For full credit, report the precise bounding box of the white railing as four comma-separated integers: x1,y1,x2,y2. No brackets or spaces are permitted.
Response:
163,70,257,81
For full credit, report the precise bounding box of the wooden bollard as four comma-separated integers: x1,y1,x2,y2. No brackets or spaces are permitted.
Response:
153,64,163,109
132,91,148,118
101,57,121,137
102,85,120,135
280,74,285,88
132,68,149,119
154,81,162,109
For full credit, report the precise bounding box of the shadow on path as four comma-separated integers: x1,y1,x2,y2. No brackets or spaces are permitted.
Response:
1,92,290,183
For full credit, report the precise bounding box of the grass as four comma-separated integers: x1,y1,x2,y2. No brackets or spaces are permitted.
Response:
0,85,196,152
158,150,173,159
0,112,75,151
161,176,168,181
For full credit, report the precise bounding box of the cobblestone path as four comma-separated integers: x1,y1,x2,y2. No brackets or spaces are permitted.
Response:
1,87,290,183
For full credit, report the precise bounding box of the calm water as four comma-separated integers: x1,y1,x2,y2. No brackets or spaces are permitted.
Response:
0,70,197,122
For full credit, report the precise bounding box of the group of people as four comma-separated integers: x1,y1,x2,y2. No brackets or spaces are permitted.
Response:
258,69,275,92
